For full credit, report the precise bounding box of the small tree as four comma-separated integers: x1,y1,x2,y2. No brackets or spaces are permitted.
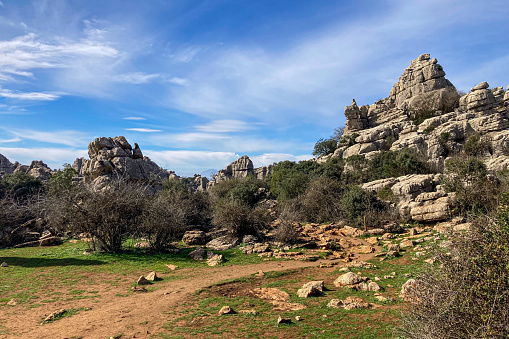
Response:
313,138,337,157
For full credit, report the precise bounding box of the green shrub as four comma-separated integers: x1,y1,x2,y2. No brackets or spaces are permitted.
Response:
273,221,300,244
211,177,266,207
313,138,337,157
368,150,429,181
463,133,493,157
408,107,436,125
340,185,386,227
45,165,77,196
0,172,42,198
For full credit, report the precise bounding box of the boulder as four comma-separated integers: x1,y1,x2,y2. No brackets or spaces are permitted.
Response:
207,254,225,266
189,247,206,260
218,306,235,315
327,296,375,310
206,236,240,251
400,279,419,302
334,272,365,287
182,231,208,246
297,281,324,298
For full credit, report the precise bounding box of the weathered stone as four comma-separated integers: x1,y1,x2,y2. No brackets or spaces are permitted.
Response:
137,276,151,285
277,316,292,324
207,254,225,266
1,262,8,267
297,281,324,298
400,279,419,302
146,271,157,281
327,296,375,310
334,272,364,287
206,236,240,251
189,247,206,260
182,231,208,246
218,305,235,315
399,239,415,248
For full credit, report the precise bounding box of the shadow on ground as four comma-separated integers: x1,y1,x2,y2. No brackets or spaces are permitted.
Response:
0,257,106,267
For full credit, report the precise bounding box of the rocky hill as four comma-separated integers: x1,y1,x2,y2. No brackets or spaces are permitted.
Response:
319,53,509,223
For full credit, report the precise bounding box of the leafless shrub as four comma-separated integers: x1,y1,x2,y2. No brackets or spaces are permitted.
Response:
273,221,300,244
212,200,271,237
398,210,509,338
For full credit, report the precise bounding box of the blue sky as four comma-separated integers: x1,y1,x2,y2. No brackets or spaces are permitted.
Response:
1,0,509,176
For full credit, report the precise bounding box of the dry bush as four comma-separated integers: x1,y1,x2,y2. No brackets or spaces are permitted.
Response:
399,210,509,338
45,178,149,252
273,221,300,244
282,177,344,223
212,200,271,237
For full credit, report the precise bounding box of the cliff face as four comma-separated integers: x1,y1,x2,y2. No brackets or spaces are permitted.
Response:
331,53,509,223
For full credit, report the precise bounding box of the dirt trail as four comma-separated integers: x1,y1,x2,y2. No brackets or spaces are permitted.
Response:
0,258,338,339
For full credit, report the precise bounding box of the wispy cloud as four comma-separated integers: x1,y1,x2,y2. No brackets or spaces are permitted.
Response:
195,119,253,133
123,116,146,121
167,77,188,86
0,137,22,143
0,2,4,7
7,129,90,147
125,128,162,133
0,88,60,101
113,72,160,84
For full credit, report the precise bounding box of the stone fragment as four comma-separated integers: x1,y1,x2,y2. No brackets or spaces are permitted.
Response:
7,299,17,306
297,281,324,298
218,306,235,315
182,231,208,246
334,272,364,287
137,276,151,285
1,262,8,267
277,316,292,324
165,264,179,271
399,239,415,248
206,236,240,251
207,254,225,266
189,247,206,260
400,279,419,302
146,271,157,281
239,309,257,315
327,296,375,310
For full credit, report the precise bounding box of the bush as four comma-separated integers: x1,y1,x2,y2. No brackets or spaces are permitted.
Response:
313,138,337,157
140,190,187,252
399,208,509,338
463,133,493,157
368,150,429,181
45,165,77,196
282,177,344,223
211,177,267,207
340,185,386,228
212,200,270,237
273,221,300,244
0,172,42,199
45,179,149,253
443,155,498,215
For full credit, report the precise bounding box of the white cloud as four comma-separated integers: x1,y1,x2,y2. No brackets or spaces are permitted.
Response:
195,119,253,133
0,2,4,7
167,77,188,86
0,147,88,169
0,88,60,101
0,137,21,143
144,150,239,176
250,153,311,167
8,129,90,147
113,72,160,84
123,117,146,121
125,128,162,133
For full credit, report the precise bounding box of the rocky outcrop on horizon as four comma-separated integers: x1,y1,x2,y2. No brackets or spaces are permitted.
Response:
206,155,272,189
327,53,509,222
73,136,173,189
0,154,53,181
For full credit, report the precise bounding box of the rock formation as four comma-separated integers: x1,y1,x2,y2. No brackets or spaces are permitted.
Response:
0,154,54,181
73,136,171,189
211,155,272,186
334,53,509,223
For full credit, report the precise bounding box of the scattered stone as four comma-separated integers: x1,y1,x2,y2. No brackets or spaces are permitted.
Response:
414,251,426,258
367,281,382,292
374,294,391,302
1,262,8,267
381,233,396,240
374,276,381,281
165,264,179,271
206,235,240,251
327,297,375,310
295,316,303,321
41,309,67,324
133,286,148,292
424,258,436,264
387,244,400,252
399,239,415,248
239,309,257,315
334,272,365,287
255,270,264,277
7,299,17,306
366,237,379,246
404,273,413,278
218,306,235,315
182,231,208,246
146,271,157,281
189,247,206,260
345,260,376,269
207,254,225,266
277,316,292,324
137,276,151,285
297,281,324,298
252,243,270,253
400,279,419,302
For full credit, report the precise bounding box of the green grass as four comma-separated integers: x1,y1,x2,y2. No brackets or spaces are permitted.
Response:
0,240,267,309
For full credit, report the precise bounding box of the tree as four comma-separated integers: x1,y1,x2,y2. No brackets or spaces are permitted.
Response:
312,138,337,157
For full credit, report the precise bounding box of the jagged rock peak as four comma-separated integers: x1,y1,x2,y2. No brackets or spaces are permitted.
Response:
0,154,14,175
213,155,272,184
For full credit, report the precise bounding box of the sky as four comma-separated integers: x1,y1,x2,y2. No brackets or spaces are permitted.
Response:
1,0,509,176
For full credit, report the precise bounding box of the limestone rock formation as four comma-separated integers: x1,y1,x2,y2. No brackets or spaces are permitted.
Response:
0,154,14,178
74,136,171,189
208,155,272,189
337,53,509,222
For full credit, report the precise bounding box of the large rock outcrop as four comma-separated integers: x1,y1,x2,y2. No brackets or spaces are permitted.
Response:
74,136,171,189
0,154,14,178
337,53,509,222
210,155,272,188
0,154,54,181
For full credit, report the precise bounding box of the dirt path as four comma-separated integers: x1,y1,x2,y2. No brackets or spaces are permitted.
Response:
0,258,347,339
